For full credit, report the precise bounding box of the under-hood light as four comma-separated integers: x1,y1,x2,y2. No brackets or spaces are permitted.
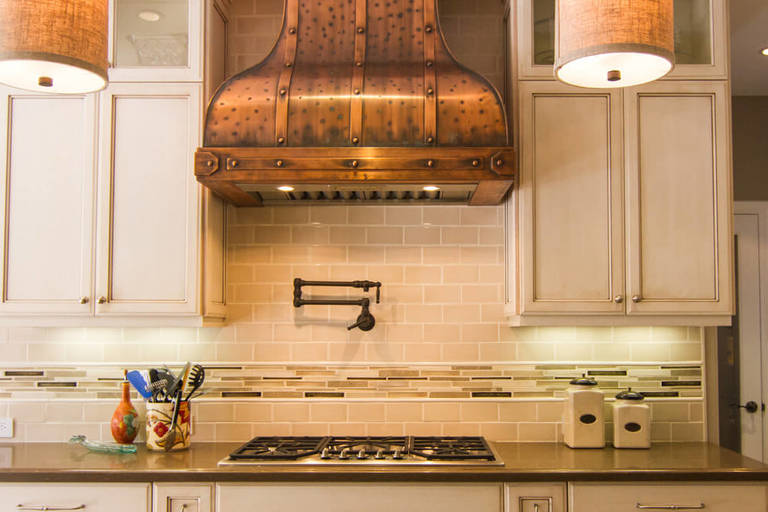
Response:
277,185,295,192
423,185,440,192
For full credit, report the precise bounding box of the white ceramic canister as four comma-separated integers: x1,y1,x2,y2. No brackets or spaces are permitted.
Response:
563,375,605,448
612,388,650,449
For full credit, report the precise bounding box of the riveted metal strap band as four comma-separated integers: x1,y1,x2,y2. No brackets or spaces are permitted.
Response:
275,0,299,145
350,0,367,146
423,0,437,145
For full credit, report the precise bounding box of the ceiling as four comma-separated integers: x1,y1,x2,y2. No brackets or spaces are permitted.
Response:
730,0,768,95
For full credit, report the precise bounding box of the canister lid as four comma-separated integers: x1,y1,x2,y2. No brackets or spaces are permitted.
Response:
615,387,645,400
569,374,598,386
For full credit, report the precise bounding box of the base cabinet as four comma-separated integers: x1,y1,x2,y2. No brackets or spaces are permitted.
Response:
216,483,503,512
154,483,212,512
569,483,768,512
506,483,565,512
0,483,150,511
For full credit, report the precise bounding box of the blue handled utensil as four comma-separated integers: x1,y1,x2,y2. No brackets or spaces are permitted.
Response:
126,370,153,399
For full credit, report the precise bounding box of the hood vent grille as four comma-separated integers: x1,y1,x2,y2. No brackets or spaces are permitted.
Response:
195,0,516,207
238,184,476,205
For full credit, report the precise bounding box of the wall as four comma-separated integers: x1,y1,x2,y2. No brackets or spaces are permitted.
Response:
0,0,706,445
733,96,768,201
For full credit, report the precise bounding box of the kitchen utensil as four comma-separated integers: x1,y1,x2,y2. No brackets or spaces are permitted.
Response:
162,389,183,452
69,435,137,454
167,362,191,396
125,370,153,399
184,364,205,401
150,368,176,402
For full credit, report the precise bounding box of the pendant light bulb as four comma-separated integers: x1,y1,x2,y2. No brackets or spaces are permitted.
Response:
0,0,109,94
555,0,675,88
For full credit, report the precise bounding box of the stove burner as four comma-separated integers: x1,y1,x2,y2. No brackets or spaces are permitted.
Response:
229,436,328,460
410,436,496,460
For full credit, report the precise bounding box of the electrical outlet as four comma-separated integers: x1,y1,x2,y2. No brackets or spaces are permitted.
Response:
0,418,13,438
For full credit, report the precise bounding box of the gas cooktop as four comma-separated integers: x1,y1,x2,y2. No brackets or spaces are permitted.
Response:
218,436,505,466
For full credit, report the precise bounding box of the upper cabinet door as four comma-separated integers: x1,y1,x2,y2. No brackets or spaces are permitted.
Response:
518,81,625,314
0,87,96,315
95,83,201,316
517,0,727,80
624,81,732,315
108,0,204,82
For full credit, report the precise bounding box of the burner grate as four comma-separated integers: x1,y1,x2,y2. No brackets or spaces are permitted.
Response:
229,436,328,460
324,436,408,456
410,436,496,460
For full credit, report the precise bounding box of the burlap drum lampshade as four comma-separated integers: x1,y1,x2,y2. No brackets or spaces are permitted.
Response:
0,0,108,94
555,0,675,88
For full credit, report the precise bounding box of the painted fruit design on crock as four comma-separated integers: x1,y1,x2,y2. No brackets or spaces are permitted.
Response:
111,380,139,444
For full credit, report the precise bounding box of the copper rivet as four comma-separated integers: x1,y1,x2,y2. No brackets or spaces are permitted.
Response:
285,62,292,67
427,136,434,143
279,88,287,95
426,60,433,68
38,76,53,87
472,159,480,167
352,136,360,144
278,136,285,144
426,160,435,168
276,160,284,167
357,26,365,33
496,159,504,167
289,27,296,34
607,69,621,82
230,160,238,168
352,160,359,168
425,25,433,33
354,88,361,95
355,61,363,67
207,160,214,167
426,87,434,95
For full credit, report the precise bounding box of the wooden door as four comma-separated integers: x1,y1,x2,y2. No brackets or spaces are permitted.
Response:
517,81,625,314
0,87,96,315
95,83,201,316
624,81,733,315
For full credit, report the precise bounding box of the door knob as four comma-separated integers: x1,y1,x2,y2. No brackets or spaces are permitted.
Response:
631,295,641,303
97,296,107,304
79,297,89,304
731,401,760,413
613,295,624,304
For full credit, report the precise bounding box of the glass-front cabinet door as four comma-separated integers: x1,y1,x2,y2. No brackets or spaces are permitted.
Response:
108,0,204,81
518,0,727,80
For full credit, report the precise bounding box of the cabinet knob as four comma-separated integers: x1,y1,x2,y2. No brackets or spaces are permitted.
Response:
97,296,107,304
79,297,89,305
613,295,624,304
632,295,641,303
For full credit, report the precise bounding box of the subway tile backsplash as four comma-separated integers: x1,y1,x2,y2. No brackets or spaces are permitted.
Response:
0,205,707,442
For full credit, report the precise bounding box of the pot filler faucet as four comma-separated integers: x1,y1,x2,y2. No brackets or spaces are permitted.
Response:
293,278,382,331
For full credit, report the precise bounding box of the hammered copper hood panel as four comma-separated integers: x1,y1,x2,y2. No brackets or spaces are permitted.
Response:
194,0,515,206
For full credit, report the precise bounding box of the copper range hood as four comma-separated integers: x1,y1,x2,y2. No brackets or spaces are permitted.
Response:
194,0,515,206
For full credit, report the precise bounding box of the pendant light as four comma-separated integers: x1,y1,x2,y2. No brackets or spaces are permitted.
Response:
555,0,675,88
0,0,108,94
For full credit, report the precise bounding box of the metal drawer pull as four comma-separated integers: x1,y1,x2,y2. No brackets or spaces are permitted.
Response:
17,505,86,511
636,504,705,510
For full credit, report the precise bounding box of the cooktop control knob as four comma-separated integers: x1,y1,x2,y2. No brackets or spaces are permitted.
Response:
374,449,385,460
320,447,331,459
392,449,403,460
339,448,350,460
357,449,367,459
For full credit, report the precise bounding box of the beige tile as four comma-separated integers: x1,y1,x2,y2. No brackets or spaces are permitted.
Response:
387,285,424,303
385,206,422,225
404,343,443,361
349,246,386,263
310,206,347,224
227,264,254,284
651,402,690,422
651,421,671,441
234,403,273,422
441,227,478,244
478,226,504,245
670,422,704,442
26,422,99,443
612,327,652,342
499,402,537,422
252,343,292,361
481,422,518,442
367,423,406,436
290,342,328,361
216,343,254,361
329,423,368,436
235,284,271,302
423,247,460,264
272,246,310,263
405,305,443,322
386,325,424,342
423,324,461,343
405,226,441,245
423,206,460,225
460,206,500,226
518,422,557,442
330,226,366,244
367,265,404,283
367,227,404,244
215,422,253,442
670,343,703,362
480,304,504,322
424,402,461,421
228,226,254,244
309,246,348,263
310,403,347,422
250,265,292,283
424,285,460,303
385,247,422,263
517,343,555,361
273,207,309,224
651,326,690,341
460,247,499,264
330,264,368,280
461,285,500,303
292,226,330,244
478,342,517,360
592,343,631,362
252,422,294,436
555,343,593,361
631,343,671,361
478,265,505,283
460,402,499,421
232,207,272,225
385,403,423,421
273,403,310,421
196,403,235,422
402,422,443,435
229,246,271,264
10,402,46,422
442,422,481,436
537,401,564,422
252,226,291,243
405,266,441,283
689,402,703,422
444,305,482,322
348,403,386,422
443,343,479,361
461,324,499,343
444,265,479,283
347,207,385,224
251,304,291,322
292,423,331,436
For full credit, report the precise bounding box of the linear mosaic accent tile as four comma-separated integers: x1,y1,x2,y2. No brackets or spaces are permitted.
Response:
0,363,702,400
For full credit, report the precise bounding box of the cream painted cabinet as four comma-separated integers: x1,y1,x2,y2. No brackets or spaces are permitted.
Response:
216,483,503,512
0,482,151,511
517,0,728,80
508,80,732,326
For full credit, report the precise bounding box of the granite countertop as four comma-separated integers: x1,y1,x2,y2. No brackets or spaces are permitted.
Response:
0,442,767,483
